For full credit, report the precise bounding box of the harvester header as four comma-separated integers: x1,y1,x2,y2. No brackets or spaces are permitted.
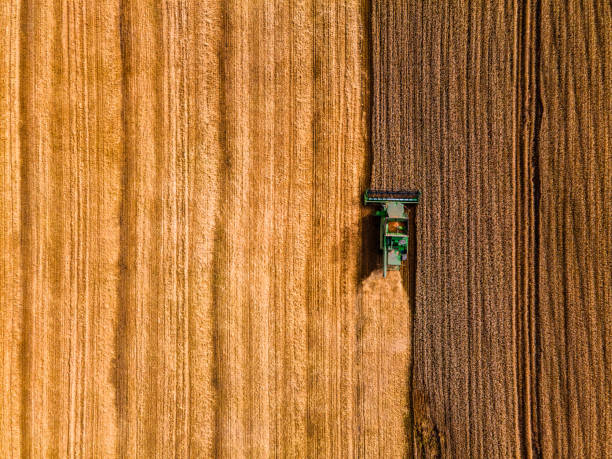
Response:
363,189,420,204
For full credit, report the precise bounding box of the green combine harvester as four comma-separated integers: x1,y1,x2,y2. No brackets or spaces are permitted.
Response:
363,189,421,277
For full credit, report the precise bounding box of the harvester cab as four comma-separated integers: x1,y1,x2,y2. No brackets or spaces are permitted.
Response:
363,189,420,277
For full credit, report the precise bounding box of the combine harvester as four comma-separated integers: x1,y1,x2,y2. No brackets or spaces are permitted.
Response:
363,189,420,277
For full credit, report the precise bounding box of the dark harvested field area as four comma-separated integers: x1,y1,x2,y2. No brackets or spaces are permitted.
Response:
372,1,610,456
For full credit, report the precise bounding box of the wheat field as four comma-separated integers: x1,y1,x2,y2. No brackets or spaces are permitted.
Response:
1,0,609,457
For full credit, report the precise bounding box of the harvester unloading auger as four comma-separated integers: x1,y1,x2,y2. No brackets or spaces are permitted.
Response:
363,189,420,277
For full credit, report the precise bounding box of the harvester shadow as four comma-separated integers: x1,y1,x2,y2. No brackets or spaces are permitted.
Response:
359,209,381,282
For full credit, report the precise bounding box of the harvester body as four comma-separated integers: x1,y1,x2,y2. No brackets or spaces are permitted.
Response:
363,189,420,277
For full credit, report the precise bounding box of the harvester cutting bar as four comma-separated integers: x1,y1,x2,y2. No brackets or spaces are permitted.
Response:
364,189,420,204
